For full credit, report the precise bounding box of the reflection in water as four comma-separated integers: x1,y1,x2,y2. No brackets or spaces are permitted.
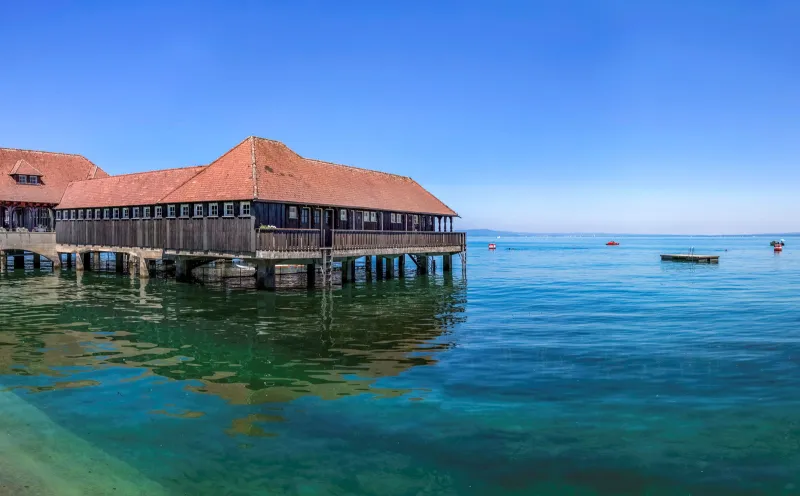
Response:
0,270,466,421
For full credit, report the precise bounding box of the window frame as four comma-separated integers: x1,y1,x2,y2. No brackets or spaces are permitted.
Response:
179,204,190,218
340,209,347,221
86,209,92,220
132,207,140,219
78,209,85,220
239,202,250,217
155,206,163,218
167,205,176,218
223,202,234,218
103,208,110,219
194,204,204,218
208,203,218,217
29,175,38,185
122,207,130,219
113,208,120,220
18,175,27,185
94,209,101,220
288,206,298,219
301,208,309,225
56,210,62,220
143,207,151,219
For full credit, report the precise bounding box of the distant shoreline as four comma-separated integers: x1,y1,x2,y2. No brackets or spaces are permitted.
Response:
465,229,798,238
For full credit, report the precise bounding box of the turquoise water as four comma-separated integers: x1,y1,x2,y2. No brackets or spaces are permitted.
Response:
1,236,799,495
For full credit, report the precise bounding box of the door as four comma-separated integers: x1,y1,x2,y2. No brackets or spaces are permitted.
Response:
322,209,333,247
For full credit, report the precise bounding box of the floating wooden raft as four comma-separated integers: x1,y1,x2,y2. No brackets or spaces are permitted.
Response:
660,254,719,263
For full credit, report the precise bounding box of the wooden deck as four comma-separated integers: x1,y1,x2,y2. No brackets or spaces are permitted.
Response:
660,254,720,263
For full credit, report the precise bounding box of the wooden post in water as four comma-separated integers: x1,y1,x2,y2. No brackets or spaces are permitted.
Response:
33,253,41,269
81,253,91,271
115,253,124,273
398,255,405,278
93,252,101,270
385,257,394,279
0,251,6,272
13,254,24,269
443,254,452,272
75,253,86,272
256,260,276,290
376,256,384,279
349,258,356,282
65,253,73,269
364,256,372,279
306,263,316,289
341,260,350,284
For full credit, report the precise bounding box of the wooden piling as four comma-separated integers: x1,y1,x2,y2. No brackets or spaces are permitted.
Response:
398,255,405,278
307,263,316,288
443,254,452,272
376,256,384,279
256,261,276,290
33,253,41,269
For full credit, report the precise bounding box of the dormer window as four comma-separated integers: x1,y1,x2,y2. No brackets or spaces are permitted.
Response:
17,175,27,185
28,176,38,184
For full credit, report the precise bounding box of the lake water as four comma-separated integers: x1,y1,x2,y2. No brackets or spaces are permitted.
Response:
1,236,799,495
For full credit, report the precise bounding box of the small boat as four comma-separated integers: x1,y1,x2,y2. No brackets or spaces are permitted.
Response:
606,241,620,246
488,243,497,250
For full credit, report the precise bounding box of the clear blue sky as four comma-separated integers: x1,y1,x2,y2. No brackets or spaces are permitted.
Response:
1,1,798,234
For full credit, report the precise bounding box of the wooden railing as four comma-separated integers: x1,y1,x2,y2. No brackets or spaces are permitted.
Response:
57,220,465,256
256,229,320,252
333,231,466,251
56,217,253,254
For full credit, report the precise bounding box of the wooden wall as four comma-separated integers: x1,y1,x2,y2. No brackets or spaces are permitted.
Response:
56,217,254,254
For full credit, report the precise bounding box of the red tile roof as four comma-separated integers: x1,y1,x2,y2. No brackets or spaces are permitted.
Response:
57,166,205,209
0,148,107,205
161,137,457,216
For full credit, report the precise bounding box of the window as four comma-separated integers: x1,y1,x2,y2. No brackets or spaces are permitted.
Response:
17,175,27,184
86,209,92,220
209,203,218,217
224,202,234,217
113,208,120,219
94,209,100,220
340,209,347,221
78,209,85,220
391,213,396,223
288,206,297,219
301,208,309,225
56,211,62,220
122,208,129,219
240,202,250,217
29,176,38,184
155,206,163,218
70,210,76,220
104,208,110,219
194,204,204,217
132,207,140,219
370,212,376,222
167,205,176,218
313,209,320,226
143,207,151,219
180,204,190,217
414,215,419,224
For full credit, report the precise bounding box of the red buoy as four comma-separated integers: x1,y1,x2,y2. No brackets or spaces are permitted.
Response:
488,243,496,250
606,241,620,246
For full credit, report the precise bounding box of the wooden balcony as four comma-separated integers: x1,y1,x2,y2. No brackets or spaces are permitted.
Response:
332,231,466,256
56,218,466,259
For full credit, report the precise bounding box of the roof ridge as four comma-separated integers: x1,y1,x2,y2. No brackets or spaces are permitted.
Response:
0,147,89,159
250,136,258,200
303,156,412,181
85,164,205,181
